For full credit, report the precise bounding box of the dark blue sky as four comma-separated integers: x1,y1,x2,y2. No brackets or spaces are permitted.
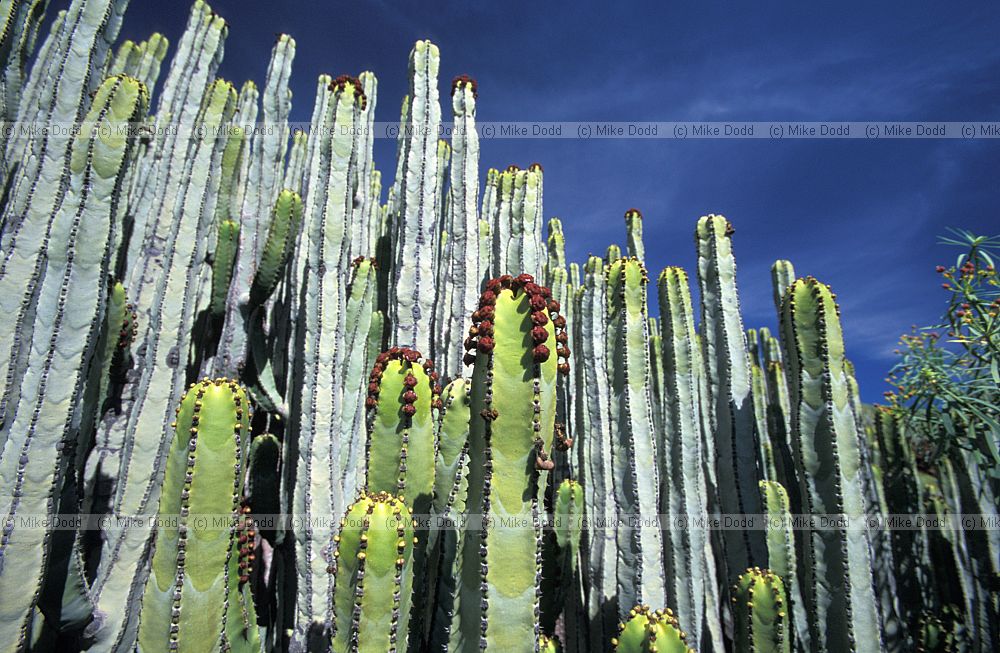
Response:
119,0,1000,401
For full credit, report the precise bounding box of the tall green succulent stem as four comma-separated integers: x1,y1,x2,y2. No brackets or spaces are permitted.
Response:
455,274,566,652
137,378,259,653
780,277,883,653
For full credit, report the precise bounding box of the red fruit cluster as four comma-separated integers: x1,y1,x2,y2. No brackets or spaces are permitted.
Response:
351,256,378,270
330,74,368,110
118,303,138,351
366,347,443,414
451,74,478,99
236,503,256,585
463,274,571,375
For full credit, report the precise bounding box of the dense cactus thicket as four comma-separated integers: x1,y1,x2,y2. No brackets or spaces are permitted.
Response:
0,1,997,652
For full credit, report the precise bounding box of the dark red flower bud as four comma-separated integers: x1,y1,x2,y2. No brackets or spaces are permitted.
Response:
516,273,535,286
557,346,571,359
486,278,502,293
477,337,495,353
935,265,946,273
480,291,497,306
553,315,566,329
402,390,418,404
479,320,493,334
479,305,495,320
531,326,549,343
547,299,560,313
533,345,550,362
529,294,547,311
403,374,417,387
366,397,378,408
558,363,570,376
402,404,416,416
531,311,549,326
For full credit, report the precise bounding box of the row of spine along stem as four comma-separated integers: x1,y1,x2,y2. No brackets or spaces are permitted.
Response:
137,378,259,653
212,33,296,385
694,215,768,580
605,255,667,614
329,492,415,653
432,74,481,380
362,346,441,650
539,479,584,648
732,568,790,653
453,273,567,652
428,378,473,650
389,40,441,356
485,163,545,280
656,265,721,652
779,276,882,652
287,71,372,647
0,71,148,651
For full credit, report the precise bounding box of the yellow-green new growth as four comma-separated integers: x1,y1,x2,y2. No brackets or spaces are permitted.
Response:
330,492,415,653
732,568,791,653
138,378,258,653
611,605,694,653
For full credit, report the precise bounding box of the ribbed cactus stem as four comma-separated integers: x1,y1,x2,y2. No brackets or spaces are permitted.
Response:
733,568,791,653
574,255,618,646
695,214,767,575
759,480,809,650
431,378,472,650
656,266,713,647
0,74,147,651
770,260,795,315
364,347,439,514
1,0,127,257
330,493,415,652
455,274,566,652
606,257,666,613
437,74,481,379
541,479,584,647
282,129,308,192
624,209,645,261
780,276,882,652
546,217,567,286
92,66,235,649
611,605,694,653
247,189,302,308
391,40,441,354
137,378,259,653
210,219,239,317
0,0,46,124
